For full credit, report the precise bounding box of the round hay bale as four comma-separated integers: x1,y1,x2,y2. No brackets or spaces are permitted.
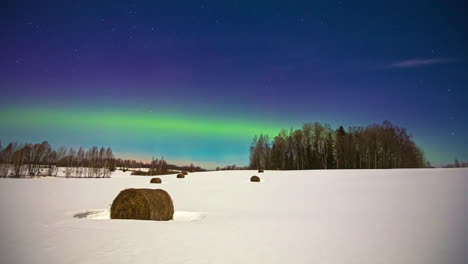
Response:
258,169,264,173
110,189,174,221
250,175,260,182
150,177,162,184
177,173,185,178
182,171,188,175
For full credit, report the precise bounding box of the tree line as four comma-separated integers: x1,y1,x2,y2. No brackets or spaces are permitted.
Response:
0,141,115,178
216,164,249,171
0,140,206,178
443,159,468,168
121,158,205,175
250,121,427,170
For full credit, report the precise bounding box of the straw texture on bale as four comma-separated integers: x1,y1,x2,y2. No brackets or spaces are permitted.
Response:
110,189,174,221
258,169,264,173
250,176,260,182
177,173,185,178
150,178,162,184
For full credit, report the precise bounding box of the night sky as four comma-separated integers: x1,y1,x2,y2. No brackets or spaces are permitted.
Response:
1,0,467,168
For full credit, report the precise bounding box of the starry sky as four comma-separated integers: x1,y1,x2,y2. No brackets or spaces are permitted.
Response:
1,0,467,168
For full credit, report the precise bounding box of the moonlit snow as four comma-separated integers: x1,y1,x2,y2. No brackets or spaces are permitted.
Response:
1,168,467,264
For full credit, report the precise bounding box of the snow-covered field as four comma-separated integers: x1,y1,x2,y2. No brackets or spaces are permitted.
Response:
1,168,467,264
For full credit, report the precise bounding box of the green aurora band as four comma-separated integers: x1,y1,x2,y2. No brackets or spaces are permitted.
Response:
0,107,284,139
0,106,288,167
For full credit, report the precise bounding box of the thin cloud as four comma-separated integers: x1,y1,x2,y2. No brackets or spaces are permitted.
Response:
387,58,454,68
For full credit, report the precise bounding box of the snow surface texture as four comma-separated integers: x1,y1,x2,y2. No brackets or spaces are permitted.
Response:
1,169,468,264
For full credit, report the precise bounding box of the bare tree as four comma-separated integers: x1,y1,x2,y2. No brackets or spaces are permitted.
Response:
0,143,18,177
12,144,28,177
76,147,85,177
46,150,59,176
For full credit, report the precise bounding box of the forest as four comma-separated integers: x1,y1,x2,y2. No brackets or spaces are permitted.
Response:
249,121,427,170
0,141,204,178
0,141,115,178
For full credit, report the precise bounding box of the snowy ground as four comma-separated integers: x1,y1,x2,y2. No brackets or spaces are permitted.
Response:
1,168,467,264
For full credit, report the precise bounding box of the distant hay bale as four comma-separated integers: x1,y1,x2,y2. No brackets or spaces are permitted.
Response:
250,176,260,182
177,173,185,178
150,177,162,184
131,170,148,176
258,169,264,173
110,189,174,221
182,171,188,175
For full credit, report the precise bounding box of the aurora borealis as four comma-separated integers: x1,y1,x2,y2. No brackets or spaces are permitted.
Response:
0,105,286,167
1,1,467,168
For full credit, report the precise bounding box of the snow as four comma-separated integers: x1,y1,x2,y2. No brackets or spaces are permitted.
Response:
1,168,467,264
